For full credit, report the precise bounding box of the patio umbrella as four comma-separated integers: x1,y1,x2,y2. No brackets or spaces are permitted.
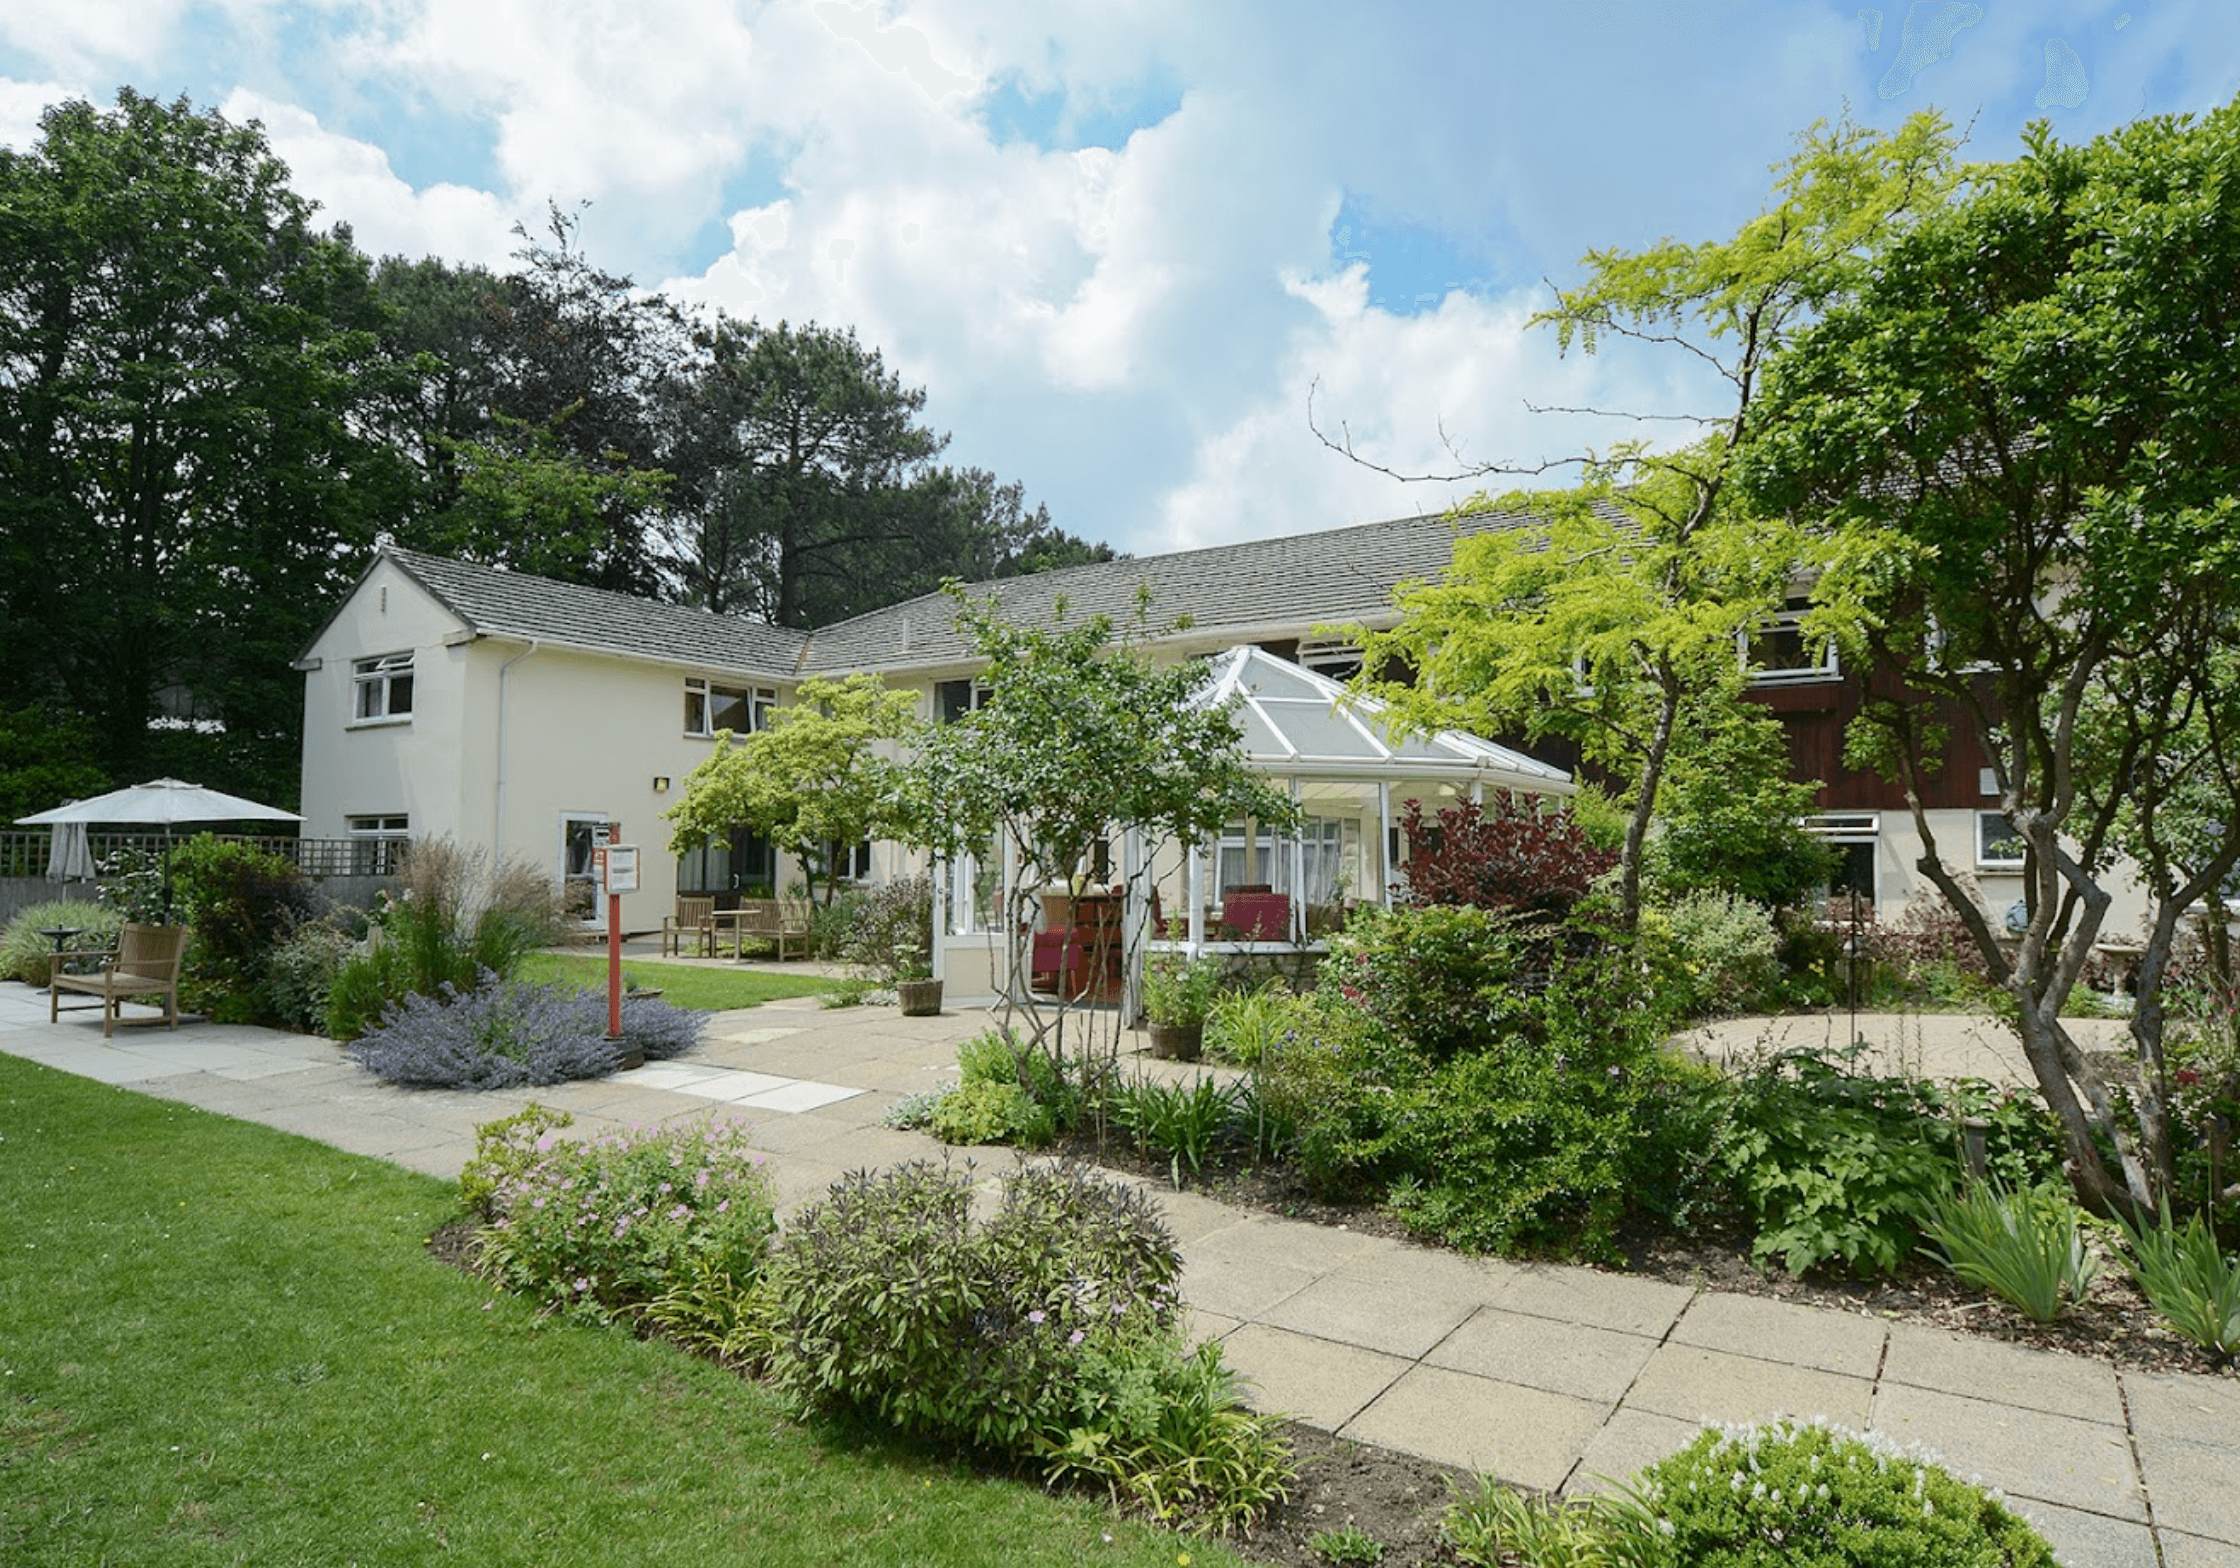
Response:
44,819,95,882
17,777,303,916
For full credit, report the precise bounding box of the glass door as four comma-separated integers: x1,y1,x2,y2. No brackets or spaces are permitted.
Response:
561,815,611,930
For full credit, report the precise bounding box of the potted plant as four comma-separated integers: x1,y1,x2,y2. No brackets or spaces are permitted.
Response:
1141,944,1223,1060
893,945,943,1016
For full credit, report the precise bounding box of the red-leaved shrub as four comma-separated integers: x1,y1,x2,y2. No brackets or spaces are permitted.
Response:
1397,795,1616,918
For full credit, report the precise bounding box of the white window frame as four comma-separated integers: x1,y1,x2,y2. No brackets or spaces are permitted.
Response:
1977,810,2028,872
933,678,991,725
1743,601,1840,686
1802,812,1880,910
345,814,408,875
685,678,775,738
351,652,415,725
1296,636,1364,682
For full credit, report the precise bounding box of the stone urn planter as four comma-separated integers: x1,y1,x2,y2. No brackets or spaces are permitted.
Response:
1147,1020,1203,1061
896,977,944,1017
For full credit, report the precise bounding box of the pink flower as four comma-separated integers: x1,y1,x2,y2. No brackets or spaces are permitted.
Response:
1027,1310,1046,1324
1068,1330,1085,1345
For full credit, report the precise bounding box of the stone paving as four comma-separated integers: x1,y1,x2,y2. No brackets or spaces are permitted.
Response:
3,976,2235,1568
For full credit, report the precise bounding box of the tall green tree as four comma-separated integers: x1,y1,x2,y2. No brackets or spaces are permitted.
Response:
0,90,404,802
666,317,948,627
1741,100,2240,1217
1351,113,1959,930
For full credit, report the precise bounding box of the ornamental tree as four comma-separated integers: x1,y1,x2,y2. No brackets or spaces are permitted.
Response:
1348,113,1958,931
1739,100,2240,1217
901,587,1295,1065
664,673,920,908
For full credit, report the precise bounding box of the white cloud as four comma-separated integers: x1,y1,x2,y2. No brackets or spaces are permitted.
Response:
0,0,191,76
221,90,517,266
1151,269,1726,552
0,76,87,148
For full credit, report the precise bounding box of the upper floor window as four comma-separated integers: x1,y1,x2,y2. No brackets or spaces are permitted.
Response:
352,652,414,723
1296,636,1364,683
685,678,774,738
1744,597,1839,685
934,678,991,724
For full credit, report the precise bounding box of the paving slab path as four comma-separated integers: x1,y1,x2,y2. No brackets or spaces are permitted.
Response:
3,982,2233,1568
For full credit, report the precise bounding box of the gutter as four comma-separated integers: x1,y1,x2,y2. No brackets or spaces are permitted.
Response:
494,638,542,854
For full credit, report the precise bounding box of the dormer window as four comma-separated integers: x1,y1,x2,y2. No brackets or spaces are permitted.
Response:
1744,598,1839,684
1297,636,1364,682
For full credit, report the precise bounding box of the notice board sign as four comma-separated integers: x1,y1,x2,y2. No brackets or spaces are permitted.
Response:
600,844,640,895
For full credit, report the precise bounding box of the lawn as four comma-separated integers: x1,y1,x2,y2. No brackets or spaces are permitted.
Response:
519,951,840,1011
0,1053,1239,1567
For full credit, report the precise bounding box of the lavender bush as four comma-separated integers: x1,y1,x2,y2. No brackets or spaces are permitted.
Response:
346,971,705,1089
474,1118,776,1323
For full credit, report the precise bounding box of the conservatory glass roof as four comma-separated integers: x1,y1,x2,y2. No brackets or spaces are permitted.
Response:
1194,645,1573,793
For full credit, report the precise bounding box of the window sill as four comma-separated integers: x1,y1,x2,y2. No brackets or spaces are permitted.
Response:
346,716,413,731
1745,669,1843,688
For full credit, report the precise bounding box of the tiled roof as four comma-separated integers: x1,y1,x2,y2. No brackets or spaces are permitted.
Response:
799,507,1549,673
382,547,811,678
355,507,1552,681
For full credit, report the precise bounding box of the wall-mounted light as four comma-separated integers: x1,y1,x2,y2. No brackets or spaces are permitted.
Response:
652,775,671,794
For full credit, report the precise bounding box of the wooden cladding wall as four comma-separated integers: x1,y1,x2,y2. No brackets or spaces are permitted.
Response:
1746,674,1993,812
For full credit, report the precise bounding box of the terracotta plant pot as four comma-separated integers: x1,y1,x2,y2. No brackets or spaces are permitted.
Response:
1147,1021,1203,1061
896,978,944,1017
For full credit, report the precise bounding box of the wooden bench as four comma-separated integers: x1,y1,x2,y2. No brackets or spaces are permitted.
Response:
50,922,188,1037
720,899,815,960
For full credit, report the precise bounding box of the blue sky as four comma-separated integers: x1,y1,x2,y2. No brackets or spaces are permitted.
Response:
5,1,2235,559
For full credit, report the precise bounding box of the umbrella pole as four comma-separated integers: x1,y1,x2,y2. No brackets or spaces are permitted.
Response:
162,831,175,923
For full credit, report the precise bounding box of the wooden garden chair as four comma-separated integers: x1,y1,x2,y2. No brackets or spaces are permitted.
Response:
50,922,188,1038
662,895,716,957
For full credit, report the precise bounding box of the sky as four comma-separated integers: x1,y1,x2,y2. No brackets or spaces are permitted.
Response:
4,1,2236,561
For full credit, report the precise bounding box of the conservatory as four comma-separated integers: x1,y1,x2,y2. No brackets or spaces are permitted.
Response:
929,644,1575,1009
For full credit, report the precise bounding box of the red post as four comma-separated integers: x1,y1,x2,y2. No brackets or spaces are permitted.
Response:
600,821,624,1041
607,887,624,1040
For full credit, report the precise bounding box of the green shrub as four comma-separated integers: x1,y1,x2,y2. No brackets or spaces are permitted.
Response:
1713,1053,1953,1276
161,835,320,1024
1449,1421,2057,1567
1317,904,1535,1059
1256,998,1417,1198
2116,1201,2240,1358
1379,1039,1696,1263
475,1118,777,1325
1308,1523,1385,1564
458,1101,575,1219
764,1160,1290,1531
767,1161,1160,1449
1922,1181,2099,1323
957,1025,1085,1132
804,885,862,961
930,1078,1052,1146
258,914,355,1034
1143,943,1224,1027
1656,889,1783,1019
1639,1419,2055,1567
1444,1476,1668,1568
840,875,932,982
0,899,121,984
